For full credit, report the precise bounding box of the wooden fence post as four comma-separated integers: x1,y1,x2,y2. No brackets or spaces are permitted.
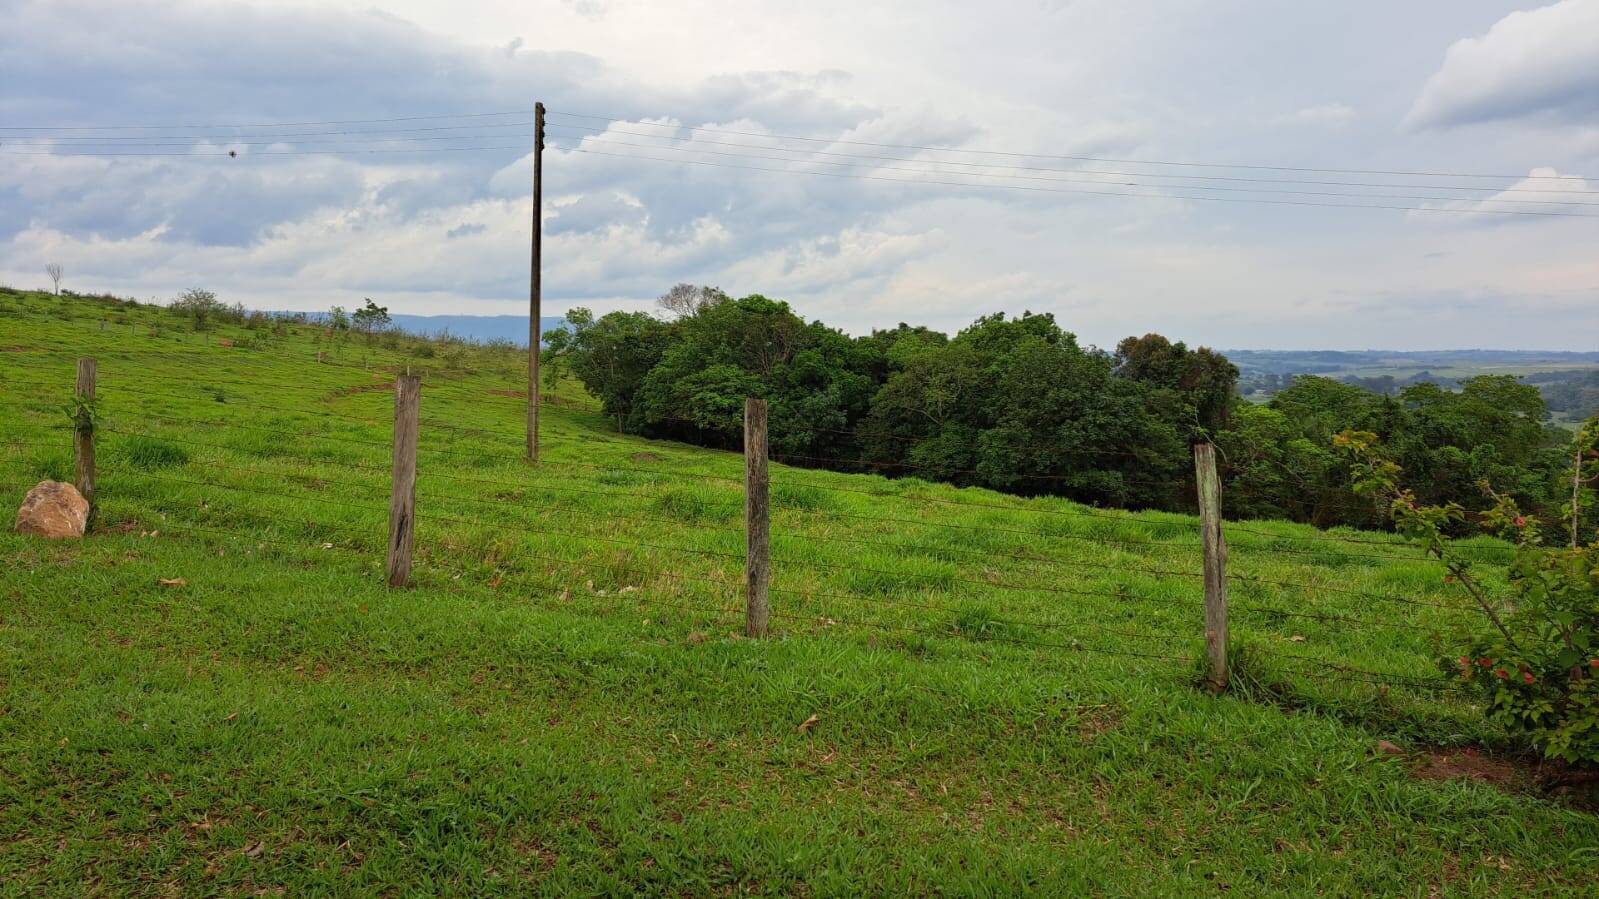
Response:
744,398,770,637
387,375,420,587
1194,442,1228,692
74,357,96,519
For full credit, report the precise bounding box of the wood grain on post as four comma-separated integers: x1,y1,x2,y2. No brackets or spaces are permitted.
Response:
387,375,421,588
1194,443,1229,692
526,101,545,463
74,357,96,519
744,398,771,637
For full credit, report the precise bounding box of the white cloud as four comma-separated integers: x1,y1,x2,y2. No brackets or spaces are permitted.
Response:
1407,0,1599,129
1404,167,1599,221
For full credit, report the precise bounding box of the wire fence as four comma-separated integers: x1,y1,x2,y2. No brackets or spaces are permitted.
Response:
0,353,1511,700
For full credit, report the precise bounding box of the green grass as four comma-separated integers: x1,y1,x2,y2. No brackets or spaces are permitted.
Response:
1,288,1595,895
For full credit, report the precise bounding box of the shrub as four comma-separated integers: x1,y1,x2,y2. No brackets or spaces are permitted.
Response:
1338,421,1599,765
171,288,223,331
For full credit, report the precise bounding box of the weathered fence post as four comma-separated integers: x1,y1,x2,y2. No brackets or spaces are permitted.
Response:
744,397,770,637
387,375,420,587
1194,442,1228,692
73,357,96,519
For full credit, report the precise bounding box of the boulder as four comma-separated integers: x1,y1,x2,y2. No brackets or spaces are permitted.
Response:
14,480,89,539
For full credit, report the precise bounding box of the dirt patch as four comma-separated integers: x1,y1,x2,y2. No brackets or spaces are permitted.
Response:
0,345,38,353
630,452,663,463
1382,741,1598,806
1407,747,1523,788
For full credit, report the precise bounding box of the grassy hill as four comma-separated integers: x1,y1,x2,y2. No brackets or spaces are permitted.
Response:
1,288,1594,895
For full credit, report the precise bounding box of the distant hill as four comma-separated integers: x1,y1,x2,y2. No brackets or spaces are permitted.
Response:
1228,348,1599,426
284,312,566,346
384,314,566,347
1225,349,1599,377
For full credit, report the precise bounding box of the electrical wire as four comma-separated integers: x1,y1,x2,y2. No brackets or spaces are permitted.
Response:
546,110,1593,181
560,146,1599,219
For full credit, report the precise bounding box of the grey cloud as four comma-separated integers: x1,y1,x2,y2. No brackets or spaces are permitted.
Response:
1407,0,1599,129
0,155,365,246
445,222,486,239
0,0,945,290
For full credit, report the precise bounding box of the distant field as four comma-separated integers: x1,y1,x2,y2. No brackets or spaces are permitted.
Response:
1230,349,1599,428
1226,349,1599,377
2,289,1595,895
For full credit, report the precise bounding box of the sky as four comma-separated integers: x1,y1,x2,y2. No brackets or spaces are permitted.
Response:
1,0,1596,350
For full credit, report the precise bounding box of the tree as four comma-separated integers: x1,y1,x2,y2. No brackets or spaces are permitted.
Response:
863,312,1184,505
1113,333,1239,438
632,295,879,454
562,307,673,432
170,288,223,330
327,306,351,332
352,298,391,334
45,263,63,296
656,283,729,319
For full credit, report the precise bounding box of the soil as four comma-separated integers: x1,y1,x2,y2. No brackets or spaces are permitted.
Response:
1407,746,1523,788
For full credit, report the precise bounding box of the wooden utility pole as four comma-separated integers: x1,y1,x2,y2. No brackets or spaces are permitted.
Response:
744,398,771,637
526,101,545,463
388,375,421,587
1194,443,1229,692
73,357,96,519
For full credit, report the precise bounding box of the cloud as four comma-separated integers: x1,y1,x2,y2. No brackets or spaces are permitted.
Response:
1407,0,1599,129
2,0,1597,349
1403,167,1598,222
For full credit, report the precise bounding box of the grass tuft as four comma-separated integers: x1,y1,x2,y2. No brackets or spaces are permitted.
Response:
121,436,190,469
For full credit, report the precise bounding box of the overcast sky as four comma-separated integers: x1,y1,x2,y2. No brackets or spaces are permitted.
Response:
2,0,1596,349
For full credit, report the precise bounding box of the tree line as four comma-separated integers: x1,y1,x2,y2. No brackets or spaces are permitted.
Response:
544,285,1579,533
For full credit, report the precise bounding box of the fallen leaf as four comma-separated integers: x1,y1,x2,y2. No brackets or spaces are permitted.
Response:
1375,739,1405,756
158,578,188,588
243,841,264,858
1289,634,1306,643
797,714,820,734
223,712,238,722
686,631,708,645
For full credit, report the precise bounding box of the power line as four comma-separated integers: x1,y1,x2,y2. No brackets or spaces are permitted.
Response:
544,123,1599,197
549,135,1599,208
17,117,1593,199
0,145,528,158
6,103,1585,183
1,133,537,150
546,109,1592,182
0,110,535,131
561,147,1599,218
